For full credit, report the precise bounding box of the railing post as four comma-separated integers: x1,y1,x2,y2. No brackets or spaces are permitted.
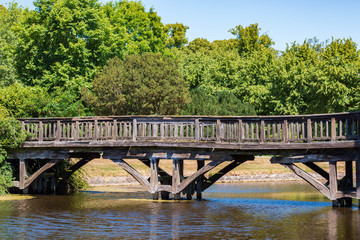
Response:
238,119,243,143
112,119,117,140
331,117,336,141
260,120,265,143
195,119,200,141
93,119,98,141
132,119,137,141
39,121,43,142
216,119,221,143
282,120,288,143
56,120,61,141
307,118,312,143
74,121,79,141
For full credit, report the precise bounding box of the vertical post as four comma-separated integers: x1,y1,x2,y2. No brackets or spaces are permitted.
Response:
56,120,61,141
74,121,79,141
329,161,338,206
356,159,360,208
331,117,336,141
260,120,265,143
93,119,98,140
112,119,117,140
132,119,137,141
150,158,159,200
344,161,353,207
39,121,43,142
195,119,200,141
307,118,312,143
172,159,181,200
238,119,243,143
216,119,221,143
282,120,288,143
19,158,26,190
160,123,164,139
196,160,205,200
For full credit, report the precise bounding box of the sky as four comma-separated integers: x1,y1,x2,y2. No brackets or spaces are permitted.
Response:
2,0,360,51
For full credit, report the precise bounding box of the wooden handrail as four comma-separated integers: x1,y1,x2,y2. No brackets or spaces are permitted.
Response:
19,112,360,144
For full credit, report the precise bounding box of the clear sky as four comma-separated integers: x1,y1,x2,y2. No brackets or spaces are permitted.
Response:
2,0,360,51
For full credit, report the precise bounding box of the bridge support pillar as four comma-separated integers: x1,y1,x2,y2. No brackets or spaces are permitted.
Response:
196,160,204,200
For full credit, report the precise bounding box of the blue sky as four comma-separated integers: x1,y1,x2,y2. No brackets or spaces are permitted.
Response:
2,0,360,51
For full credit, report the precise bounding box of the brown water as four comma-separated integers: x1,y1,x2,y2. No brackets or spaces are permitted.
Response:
0,182,359,239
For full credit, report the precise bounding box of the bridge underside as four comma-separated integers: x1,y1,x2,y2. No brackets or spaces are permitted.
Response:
7,146,360,206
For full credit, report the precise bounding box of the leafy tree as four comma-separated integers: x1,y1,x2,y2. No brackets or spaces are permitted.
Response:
182,87,256,116
102,0,168,57
0,2,24,87
0,113,27,195
83,53,189,115
229,23,273,55
15,0,112,95
165,23,189,48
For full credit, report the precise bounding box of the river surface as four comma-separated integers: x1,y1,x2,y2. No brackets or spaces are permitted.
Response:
0,182,359,239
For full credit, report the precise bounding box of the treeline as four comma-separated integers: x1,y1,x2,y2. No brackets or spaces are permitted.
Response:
1,0,360,119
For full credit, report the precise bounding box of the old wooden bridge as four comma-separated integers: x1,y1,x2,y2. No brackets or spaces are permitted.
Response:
8,112,360,207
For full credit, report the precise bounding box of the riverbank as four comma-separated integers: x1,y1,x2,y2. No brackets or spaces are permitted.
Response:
82,157,346,186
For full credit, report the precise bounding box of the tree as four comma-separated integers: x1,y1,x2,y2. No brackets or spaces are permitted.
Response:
182,87,256,116
0,114,27,195
102,0,168,57
229,23,273,55
165,23,189,48
0,2,24,87
83,53,189,115
15,0,112,94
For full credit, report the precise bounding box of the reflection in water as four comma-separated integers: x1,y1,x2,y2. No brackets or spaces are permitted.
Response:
0,182,359,239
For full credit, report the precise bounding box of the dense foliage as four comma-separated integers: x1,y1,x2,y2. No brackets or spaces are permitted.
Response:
0,114,27,195
83,53,189,115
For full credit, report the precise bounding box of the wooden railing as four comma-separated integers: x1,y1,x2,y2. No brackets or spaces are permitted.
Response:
19,112,360,144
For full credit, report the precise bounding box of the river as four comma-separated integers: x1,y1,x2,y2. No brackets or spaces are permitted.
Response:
0,182,359,239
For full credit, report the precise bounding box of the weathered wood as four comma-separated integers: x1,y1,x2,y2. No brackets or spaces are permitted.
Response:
202,159,248,192
172,159,181,198
150,158,159,193
307,119,312,143
282,120,288,143
303,162,329,180
356,160,360,199
132,119,137,141
19,158,26,190
260,120,265,143
271,154,359,163
114,159,151,191
331,117,336,141
282,163,331,199
176,159,224,193
329,161,338,200
23,159,63,189
196,160,205,200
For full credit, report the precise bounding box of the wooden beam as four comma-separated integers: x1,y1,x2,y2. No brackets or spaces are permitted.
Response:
172,159,181,199
19,159,26,190
150,158,159,193
329,161,338,200
196,160,205,200
282,163,331,199
24,159,63,189
176,159,224,194
202,160,247,192
303,162,329,180
141,159,170,177
271,154,360,164
356,160,360,199
114,160,151,191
